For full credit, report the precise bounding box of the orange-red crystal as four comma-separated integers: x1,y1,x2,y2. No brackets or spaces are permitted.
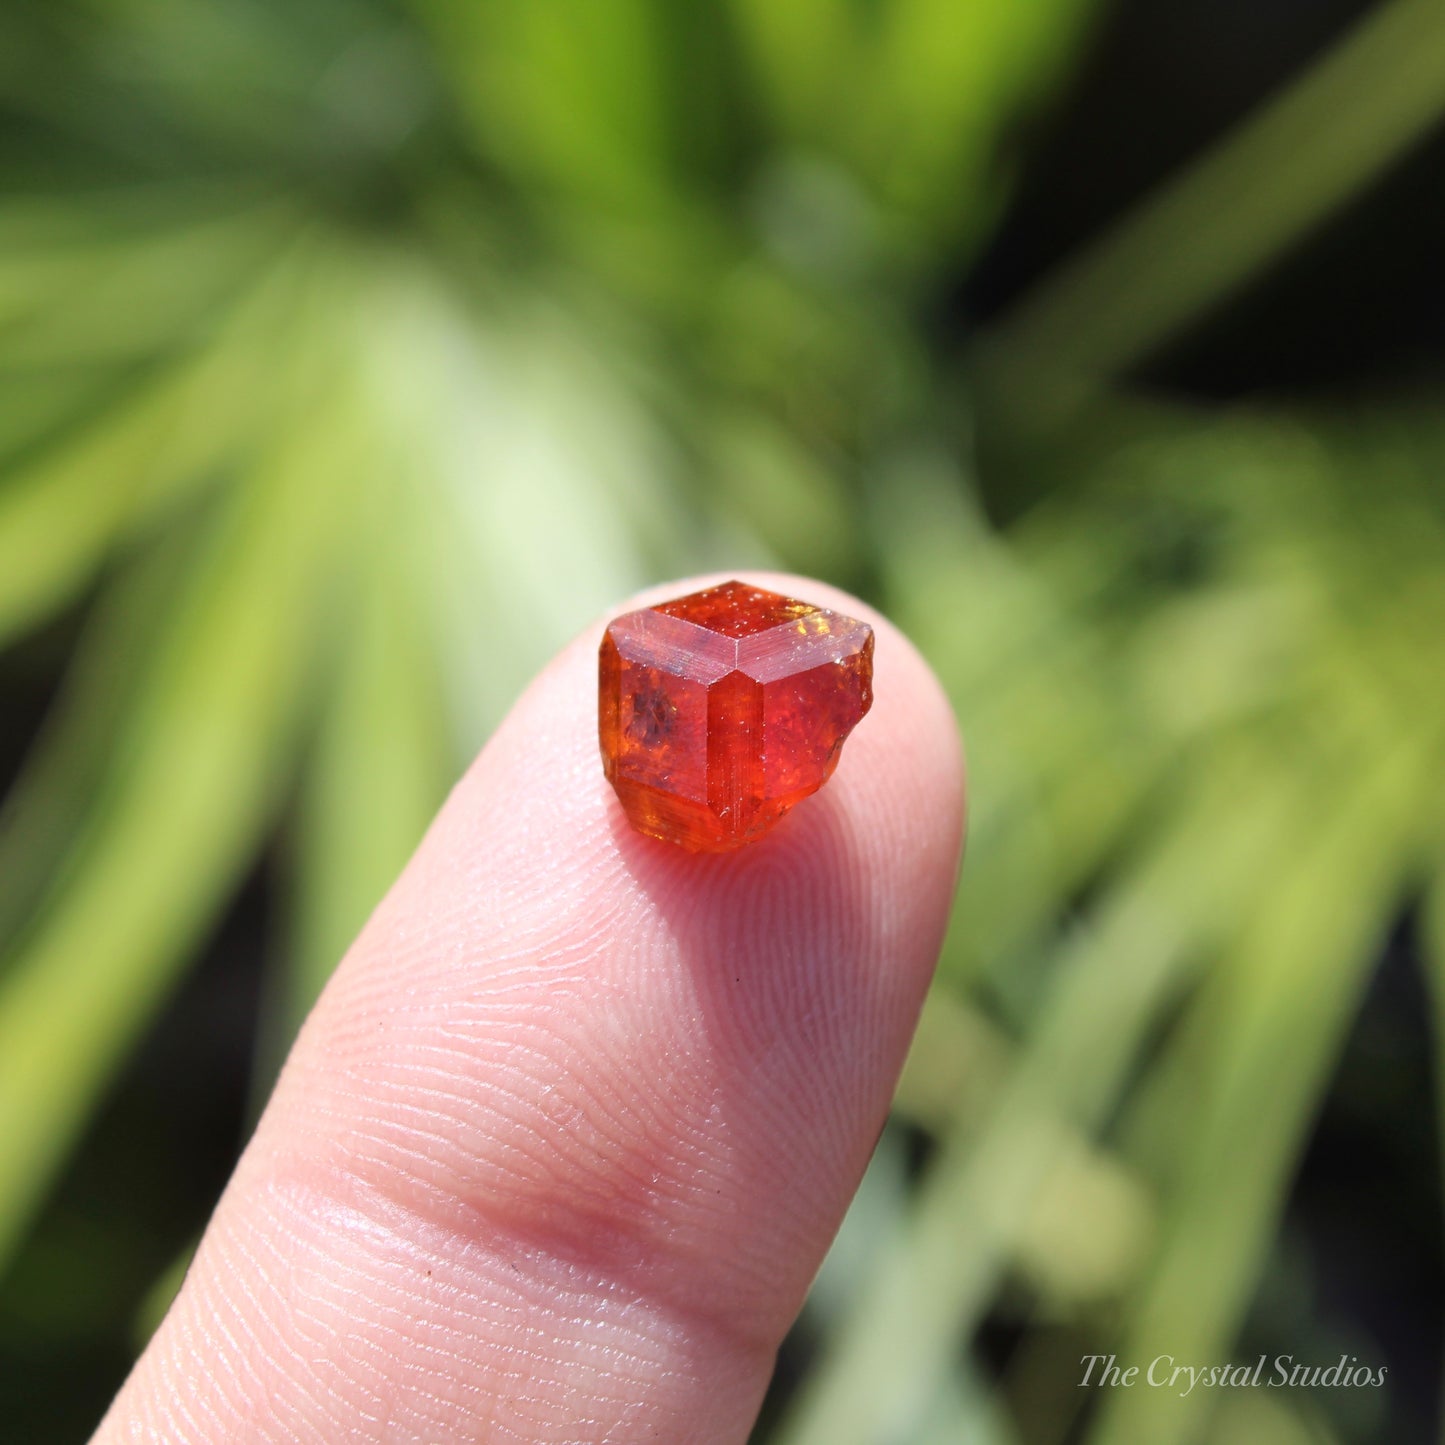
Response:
599,580,874,850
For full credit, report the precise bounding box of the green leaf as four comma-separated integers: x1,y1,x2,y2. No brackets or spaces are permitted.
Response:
731,0,1103,248
413,0,677,211
0,521,196,951
130,1235,196,1356
862,0,1102,232
870,461,1156,992
986,0,1445,413
349,264,681,749
0,203,289,365
1407,809,1445,1445
278,492,454,1047
0,363,353,1268
727,0,865,147
1089,732,1430,1445
780,730,1323,1445
0,241,299,651
898,986,1155,1310
0,369,209,648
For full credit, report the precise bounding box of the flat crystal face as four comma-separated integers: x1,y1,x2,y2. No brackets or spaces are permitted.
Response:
599,582,874,850
600,633,710,803
651,580,818,638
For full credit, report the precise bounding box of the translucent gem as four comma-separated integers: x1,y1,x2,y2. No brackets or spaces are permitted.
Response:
599,580,874,850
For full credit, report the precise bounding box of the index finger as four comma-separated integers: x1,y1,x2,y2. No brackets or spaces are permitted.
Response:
96,571,965,1445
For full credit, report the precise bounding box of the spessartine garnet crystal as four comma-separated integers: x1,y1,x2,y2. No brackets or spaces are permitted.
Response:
599,580,874,850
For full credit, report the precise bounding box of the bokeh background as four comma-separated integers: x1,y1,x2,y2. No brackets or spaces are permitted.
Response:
2,0,1444,1440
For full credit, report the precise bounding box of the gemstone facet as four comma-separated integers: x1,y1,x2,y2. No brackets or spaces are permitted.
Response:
599,580,874,850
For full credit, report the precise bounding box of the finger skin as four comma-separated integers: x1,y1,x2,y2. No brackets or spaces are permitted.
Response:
94,573,965,1445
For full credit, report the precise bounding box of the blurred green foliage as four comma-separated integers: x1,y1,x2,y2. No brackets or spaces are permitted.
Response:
1,0,1444,1441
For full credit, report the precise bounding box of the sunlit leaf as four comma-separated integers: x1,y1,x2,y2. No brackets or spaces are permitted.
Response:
781,733,1324,1445
0,202,289,364
984,0,1445,414
0,241,302,650
0,340,354,1266
727,0,865,149
1089,730,1430,1445
412,0,677,211
0,520,196,951
279,489,454,1045
863,0,1102,234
